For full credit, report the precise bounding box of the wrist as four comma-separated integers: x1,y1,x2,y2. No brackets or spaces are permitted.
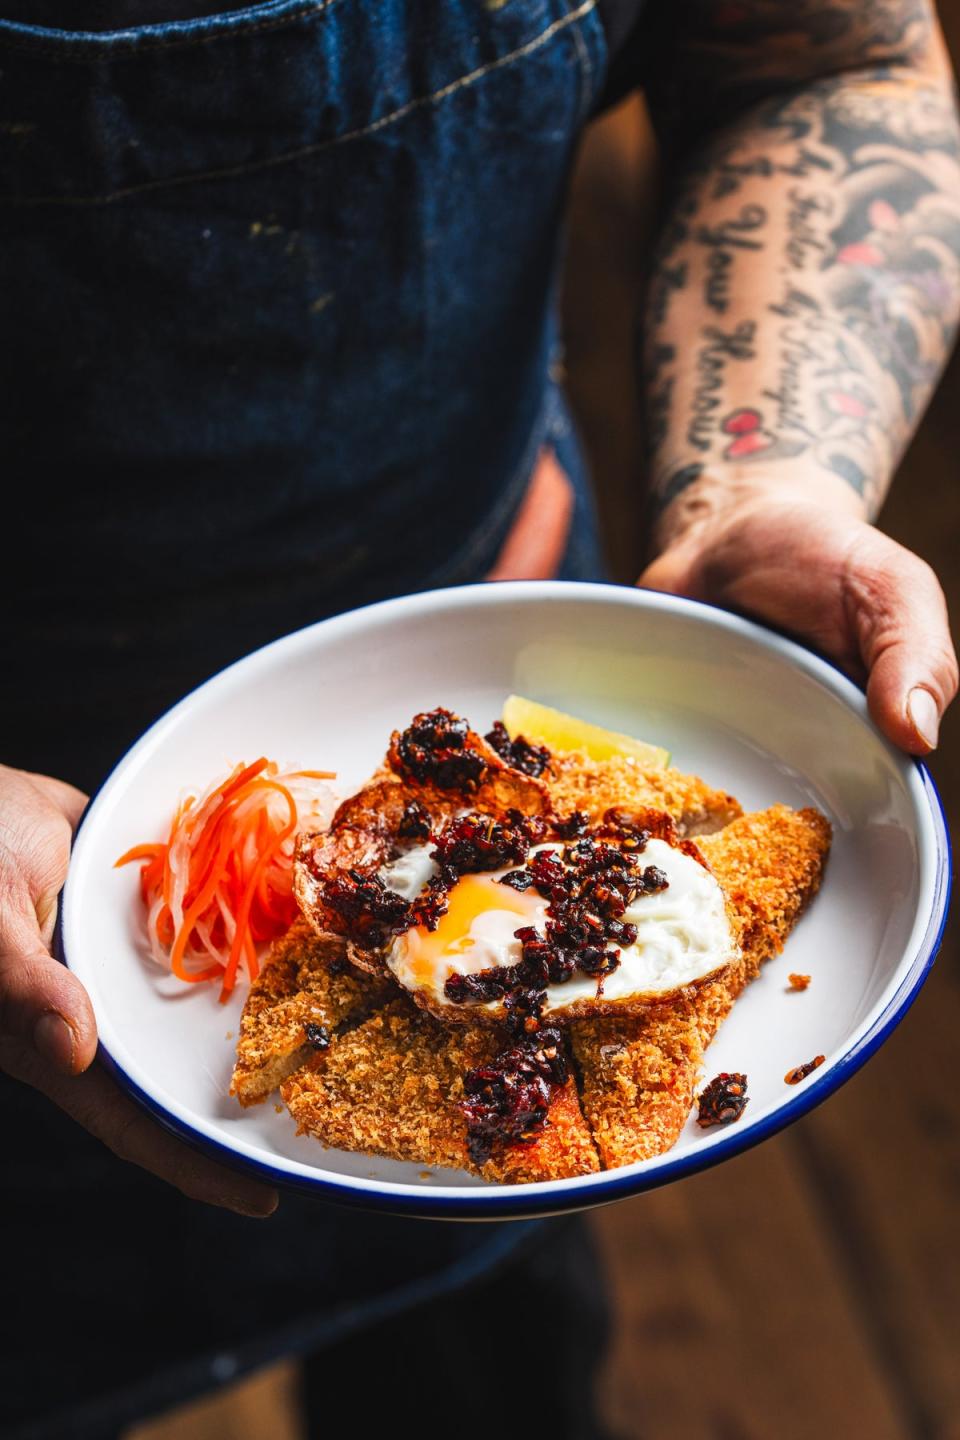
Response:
649,460,869,556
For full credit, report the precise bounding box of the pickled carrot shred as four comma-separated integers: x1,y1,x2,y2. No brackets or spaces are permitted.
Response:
115,759,336,1002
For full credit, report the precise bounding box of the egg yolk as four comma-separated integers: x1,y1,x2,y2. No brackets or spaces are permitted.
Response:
400,875,543,987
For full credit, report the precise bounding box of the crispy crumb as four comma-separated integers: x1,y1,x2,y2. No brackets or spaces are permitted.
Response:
695,806,831,1043
230,920,393,1106
225,1031,234,1040
544,751,742,836
281,999,599,1181
788,972,811,991
274,1103,284,1114
785,1055,825,1084
571,1000,704,1168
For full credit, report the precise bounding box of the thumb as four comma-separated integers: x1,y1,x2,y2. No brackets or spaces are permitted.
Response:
845,533,958,755
0,903,99,1076
638,534,706,598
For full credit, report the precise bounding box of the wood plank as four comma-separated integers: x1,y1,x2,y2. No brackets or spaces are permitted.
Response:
126,1361,302,1440
591,1135,907,1440
789,966,960,1440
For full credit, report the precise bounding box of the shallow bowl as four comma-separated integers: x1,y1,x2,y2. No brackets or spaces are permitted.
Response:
59,581,950,1219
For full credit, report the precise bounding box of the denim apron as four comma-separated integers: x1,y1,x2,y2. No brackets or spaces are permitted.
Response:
0,3,612,1435
1,0,609,782
1,0,607,599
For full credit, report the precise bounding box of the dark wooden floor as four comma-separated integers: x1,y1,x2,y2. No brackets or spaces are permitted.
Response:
129,20,960,1440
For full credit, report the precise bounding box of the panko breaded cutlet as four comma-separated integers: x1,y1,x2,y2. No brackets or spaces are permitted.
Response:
546,751,742,837
233,923,601,1181
234,737,831,1181
280,998,600,1183
570,804,831,1168
230,920,393,1107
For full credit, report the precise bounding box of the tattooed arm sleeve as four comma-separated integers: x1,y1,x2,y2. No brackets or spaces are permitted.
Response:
642,0,960,536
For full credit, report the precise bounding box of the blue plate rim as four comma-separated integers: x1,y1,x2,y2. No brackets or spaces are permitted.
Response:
56,580,953,1220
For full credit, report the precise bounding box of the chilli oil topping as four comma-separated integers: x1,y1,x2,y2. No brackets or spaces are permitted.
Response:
696,1072,749,1127
461,990,569,1166
484,720,552,778
785,1055,825,1084
390,708,489,791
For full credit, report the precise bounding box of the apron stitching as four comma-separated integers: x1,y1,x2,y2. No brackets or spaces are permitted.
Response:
4,0,598,209
0,0,341,59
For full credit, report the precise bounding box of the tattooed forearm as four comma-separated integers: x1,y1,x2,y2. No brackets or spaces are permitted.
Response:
642,0,960,532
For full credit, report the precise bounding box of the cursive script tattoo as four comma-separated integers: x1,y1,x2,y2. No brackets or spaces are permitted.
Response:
697,204,768,314
641,0,960,524
687,321,758,452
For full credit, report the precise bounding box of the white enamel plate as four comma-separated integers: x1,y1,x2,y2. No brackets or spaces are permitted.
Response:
58,583,951,1220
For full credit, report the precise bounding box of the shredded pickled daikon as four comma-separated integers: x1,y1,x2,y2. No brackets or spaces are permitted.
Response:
115,758,336,1001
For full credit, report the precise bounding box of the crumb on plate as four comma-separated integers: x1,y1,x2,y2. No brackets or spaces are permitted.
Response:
785,1055,825,1084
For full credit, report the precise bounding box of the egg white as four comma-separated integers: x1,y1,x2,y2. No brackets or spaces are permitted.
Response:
380,838,738,1018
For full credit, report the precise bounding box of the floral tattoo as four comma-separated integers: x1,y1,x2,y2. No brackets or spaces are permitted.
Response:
642,0,960,523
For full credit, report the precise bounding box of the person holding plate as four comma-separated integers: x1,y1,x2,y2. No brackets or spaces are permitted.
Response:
1,0,958,1436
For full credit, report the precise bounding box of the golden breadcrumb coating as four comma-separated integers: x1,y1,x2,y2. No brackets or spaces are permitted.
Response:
569,805,831,1169
544,751,742,836
230,920,393,1107
281,1000,476,1172
571,999,704,1169
695,804,831,1041
280,998,598,1182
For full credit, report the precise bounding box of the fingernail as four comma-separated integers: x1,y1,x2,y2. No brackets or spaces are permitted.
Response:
907,687,940,750
33,1011,76,1071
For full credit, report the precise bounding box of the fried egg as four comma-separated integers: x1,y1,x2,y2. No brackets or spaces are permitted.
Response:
380,839,738,1020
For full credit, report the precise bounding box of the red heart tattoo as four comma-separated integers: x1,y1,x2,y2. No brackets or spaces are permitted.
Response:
721,408,776,460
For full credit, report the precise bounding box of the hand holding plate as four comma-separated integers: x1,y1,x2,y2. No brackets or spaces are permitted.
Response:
0,765,277,1218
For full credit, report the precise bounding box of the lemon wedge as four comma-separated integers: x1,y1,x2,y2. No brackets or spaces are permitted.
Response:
501,695,670,768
